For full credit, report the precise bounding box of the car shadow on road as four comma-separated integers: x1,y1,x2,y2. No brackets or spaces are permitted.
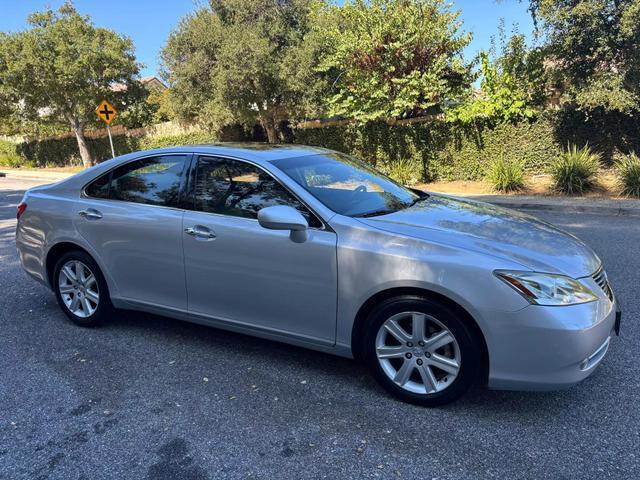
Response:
105,307,585,416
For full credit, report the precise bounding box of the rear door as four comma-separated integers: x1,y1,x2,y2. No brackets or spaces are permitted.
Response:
182,155,338,344
74,153,190,310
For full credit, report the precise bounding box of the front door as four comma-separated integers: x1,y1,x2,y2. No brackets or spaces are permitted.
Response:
182,156,337,344
74,154,190,310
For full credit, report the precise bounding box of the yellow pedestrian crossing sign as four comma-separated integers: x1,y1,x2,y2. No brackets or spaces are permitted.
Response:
96,100,117,124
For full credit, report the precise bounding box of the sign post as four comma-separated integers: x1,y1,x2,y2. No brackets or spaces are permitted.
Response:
95,100,118,158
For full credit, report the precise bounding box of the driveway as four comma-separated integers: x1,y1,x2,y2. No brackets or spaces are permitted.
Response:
1,178,638,479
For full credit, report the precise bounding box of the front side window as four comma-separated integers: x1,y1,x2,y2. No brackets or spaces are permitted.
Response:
193,156,321,227
272,153,422,217
85,155,188,208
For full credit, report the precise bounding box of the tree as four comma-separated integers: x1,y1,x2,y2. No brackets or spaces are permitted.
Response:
312,0,472,122
161,0,321,143
525,0,640,113
0,2,140,166
147,88,177,124
495,31,546,107
447,32,543,125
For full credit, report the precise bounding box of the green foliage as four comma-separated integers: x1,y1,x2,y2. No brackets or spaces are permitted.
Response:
529,0,640,113
380,157,424,186
295,117,561,182
313,0,472,122
550,144,601,194
137,131,220,150
448,27,545,126
315,0,471,122
616,152,640,197
496,32,547,107
14,125,251,168
16,133,139,168
430,117,560,180
0,140,22,167
161,0,319,142
486,155,525,192
115,83,157,129
0,2,142,166
147,89,177,124
295,121,436,179
448,51,536,124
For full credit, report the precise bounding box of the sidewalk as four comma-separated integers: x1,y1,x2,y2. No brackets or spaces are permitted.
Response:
2,167,640,216
0,168,74,182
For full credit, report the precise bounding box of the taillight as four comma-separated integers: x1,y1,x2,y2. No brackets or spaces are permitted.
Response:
16,202,27,220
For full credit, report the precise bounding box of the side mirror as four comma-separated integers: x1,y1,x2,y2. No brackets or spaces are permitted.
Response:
258,205,309,243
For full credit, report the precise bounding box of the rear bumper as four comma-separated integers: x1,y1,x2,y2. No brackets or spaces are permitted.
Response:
485,298,618,391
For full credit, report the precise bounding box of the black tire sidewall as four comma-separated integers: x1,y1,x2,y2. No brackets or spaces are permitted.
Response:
363,296,481,407
53,250,111,327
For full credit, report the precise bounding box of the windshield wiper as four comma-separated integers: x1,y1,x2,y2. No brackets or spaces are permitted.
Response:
409,194,430,207
355,209,396,218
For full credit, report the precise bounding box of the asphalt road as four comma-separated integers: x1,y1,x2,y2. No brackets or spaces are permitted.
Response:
1,178,638,480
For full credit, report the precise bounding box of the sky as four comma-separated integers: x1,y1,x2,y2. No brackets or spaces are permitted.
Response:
0,0,535,78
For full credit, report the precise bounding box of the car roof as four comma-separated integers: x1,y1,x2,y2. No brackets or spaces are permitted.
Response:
142,143,333,163
55,143,335,190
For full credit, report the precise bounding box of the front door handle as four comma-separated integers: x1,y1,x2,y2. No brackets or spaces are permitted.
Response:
184,225,216,240
78,208,103,220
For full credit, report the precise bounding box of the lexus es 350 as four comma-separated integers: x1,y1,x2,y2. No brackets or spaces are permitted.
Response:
16,144,621,406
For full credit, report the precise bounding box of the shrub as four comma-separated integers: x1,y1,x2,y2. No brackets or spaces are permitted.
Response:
550,145,600,194
616,153,640,197
381,157,423,186
0,140,22,167
486,155,525,192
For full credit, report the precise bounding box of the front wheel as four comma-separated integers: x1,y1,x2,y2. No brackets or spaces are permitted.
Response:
53,250,113,327
363,296,481,406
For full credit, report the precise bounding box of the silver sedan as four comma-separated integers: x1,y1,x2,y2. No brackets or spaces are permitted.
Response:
15,145,620,405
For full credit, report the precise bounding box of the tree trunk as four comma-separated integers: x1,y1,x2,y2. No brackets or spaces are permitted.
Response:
72,122,94,167
260,113,280,144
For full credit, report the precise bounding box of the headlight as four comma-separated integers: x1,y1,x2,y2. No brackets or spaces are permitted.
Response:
494,270,598,306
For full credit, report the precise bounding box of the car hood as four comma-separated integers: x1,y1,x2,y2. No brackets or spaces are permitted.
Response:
357,194,600,278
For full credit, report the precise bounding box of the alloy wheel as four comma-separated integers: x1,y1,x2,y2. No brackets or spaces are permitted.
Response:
375,311,461,395
58,260,100,318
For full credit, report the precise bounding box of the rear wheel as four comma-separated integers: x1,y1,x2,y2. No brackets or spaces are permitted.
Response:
363,296,481,406
53,250,112,327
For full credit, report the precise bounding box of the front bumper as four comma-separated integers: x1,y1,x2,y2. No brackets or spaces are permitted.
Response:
485,297,618,391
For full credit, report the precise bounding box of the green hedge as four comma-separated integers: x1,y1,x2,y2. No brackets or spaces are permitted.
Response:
14,132,219,168
294,111,637,182
16,133,139,167
432,118,560,180
13,123,253,168
294,117,562,182
8,110,639,177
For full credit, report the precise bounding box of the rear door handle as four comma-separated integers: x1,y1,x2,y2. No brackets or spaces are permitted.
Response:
78,208,103,220
184,225,216,240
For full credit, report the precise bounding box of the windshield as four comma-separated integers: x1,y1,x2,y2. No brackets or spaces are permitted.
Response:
271,153,422,217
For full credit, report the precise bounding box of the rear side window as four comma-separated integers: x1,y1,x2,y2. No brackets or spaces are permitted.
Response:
85,155,188,208
193,156,322,227
85,173,110,199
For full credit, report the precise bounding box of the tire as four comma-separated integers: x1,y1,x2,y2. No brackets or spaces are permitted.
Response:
363,296,481,407
53,250,113,327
